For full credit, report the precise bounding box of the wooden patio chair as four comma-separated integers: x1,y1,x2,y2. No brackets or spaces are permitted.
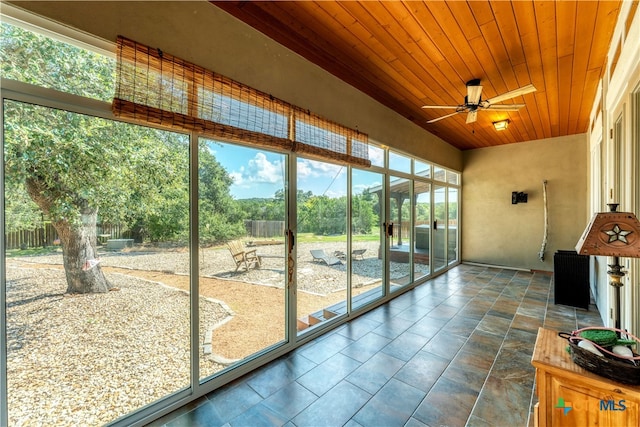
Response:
310,249,343,266
227,240,261,271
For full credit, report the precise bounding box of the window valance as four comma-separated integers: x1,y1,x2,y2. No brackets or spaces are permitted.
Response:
112,36,370,167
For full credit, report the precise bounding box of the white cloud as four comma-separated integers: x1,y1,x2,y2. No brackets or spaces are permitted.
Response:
297,158,347,197
229,170,244,185
368,147,384,166
297,158,345,179
296,159,313,179
230,152,284,192
246,152,283,184
353,182,382,195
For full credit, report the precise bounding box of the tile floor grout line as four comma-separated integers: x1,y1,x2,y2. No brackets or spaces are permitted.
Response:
404,267,515,425
409,270,493,421
406,267,498,424
465,270,537,426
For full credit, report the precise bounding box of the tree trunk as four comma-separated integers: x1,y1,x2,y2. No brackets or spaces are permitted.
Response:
55,210,111,294
26,178,111,293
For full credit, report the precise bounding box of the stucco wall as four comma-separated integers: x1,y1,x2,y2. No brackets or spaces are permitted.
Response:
8,0,461,171
462,134,588,271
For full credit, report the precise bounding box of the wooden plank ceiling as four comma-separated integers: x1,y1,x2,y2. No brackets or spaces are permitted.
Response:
212,1,621,151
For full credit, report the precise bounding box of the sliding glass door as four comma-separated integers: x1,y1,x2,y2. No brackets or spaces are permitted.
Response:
4,100,191,425
351,168,384,310
198,139,288,381
414,181,431,281
433,184,448,272
389,176,412,291
296,157,347,333
448,187,459,266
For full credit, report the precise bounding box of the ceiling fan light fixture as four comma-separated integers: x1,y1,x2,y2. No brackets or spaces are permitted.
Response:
493,119,510,131
422,81,535,125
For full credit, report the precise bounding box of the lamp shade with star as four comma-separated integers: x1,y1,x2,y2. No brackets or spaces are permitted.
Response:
576,207,640,257
575,203,640,329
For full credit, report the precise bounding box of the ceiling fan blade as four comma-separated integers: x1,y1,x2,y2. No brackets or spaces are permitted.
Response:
427,111,461,123
467,85,483,105
486,84,536,105
466,110,477,124
483,104,525,111
421,105,460,109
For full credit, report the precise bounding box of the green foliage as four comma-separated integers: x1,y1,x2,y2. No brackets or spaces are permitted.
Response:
143,186,190,242
415,201,430,222
198,142,246,243
199,208,246,244
448,201,458,220
2,23,243,246
294,189,380,236
352,194,377,234
3,180,43,232
1,23,115,101
235,197,285,221
3,101,189,232
389,197,411,222
199,142,236,216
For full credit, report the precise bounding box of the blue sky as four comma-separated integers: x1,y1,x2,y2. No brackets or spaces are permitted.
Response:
208,140,385,200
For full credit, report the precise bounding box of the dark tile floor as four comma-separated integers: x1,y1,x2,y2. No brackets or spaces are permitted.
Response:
148,264,603,427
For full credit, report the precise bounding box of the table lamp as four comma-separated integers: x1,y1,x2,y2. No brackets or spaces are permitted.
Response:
576,203,640,329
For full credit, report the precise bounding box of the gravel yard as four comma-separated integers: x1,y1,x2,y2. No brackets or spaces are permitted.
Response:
5,265,228,426
5,240,424,426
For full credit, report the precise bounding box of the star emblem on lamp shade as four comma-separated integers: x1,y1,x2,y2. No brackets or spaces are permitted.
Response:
604,224,632,244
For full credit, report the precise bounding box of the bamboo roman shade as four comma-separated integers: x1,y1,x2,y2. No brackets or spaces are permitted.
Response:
113,36,370,167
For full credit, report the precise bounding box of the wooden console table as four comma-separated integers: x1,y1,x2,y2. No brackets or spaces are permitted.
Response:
532,327,640,426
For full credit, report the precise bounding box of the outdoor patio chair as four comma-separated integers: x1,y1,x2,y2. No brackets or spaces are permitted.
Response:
351,248,367,260
310,249,343,266
227,240,261,271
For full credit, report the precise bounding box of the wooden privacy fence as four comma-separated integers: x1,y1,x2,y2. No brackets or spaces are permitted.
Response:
5,223,130,250
244,220,285,238
5,223,57,250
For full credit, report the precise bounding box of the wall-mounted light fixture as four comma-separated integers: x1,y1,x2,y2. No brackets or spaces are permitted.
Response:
493,119,510,131
512,191,528,204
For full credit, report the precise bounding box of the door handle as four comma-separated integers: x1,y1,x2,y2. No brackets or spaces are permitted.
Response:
287,229,295,252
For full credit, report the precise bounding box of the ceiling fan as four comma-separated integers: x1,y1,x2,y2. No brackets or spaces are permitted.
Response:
422,79,536,124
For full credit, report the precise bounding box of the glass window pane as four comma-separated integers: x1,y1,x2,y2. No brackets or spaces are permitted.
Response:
389,176,411,291
296,158,347,333
433,185,447,272
198,139,288,381
415,160,431,178
4,100,190,425
447,171,459,185
368,143,385,168
433,166,446,182
448,187,458,265
351,169,384,310
414,181,431,281
296,121,347,152
198,90,289,138
389,150,411,173
1,22,115,102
